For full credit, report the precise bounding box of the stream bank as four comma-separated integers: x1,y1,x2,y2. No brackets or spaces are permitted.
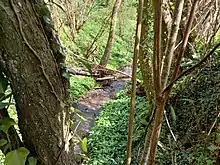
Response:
73,66,132,161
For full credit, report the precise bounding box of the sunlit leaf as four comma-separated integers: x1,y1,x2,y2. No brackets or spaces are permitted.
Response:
0,93,12,102
71,107,75,113
81,137,88,153
5,147,29,165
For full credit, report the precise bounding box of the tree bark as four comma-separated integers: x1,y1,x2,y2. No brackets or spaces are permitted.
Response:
139,0,154,103
139,1,155,163
99,0,122,67
126,0,143,164
0,0,73,164
161,0,184,89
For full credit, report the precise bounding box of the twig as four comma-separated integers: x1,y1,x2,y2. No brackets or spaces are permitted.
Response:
48,0,66,13
207,106,220,136
164,110,177,141
96,76,115,81
163,42,220,95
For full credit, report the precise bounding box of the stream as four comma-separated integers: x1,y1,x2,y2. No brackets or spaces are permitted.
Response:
73,66,131,158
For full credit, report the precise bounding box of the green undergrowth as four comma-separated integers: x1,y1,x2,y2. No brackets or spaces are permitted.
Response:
70,76,97,101
88,90,151,165
157,52,220,164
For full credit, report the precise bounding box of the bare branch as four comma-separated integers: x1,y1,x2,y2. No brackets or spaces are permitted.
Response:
161,0,185,89
152,0,162,97
163,42,220,95
126,0,143,164
164,110,177,142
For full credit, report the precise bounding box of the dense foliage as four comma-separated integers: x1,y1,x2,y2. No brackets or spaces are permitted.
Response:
61,1,137,69
70,76,97,101
88,91,151,164
158,52,220,164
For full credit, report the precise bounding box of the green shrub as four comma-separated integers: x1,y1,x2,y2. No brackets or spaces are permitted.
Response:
70,76,97,101
88,91,151,165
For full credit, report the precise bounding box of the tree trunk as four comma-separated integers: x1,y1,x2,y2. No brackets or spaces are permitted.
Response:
99,0,122,67
126,0,143,164
0,0,73,164
139,0,154,103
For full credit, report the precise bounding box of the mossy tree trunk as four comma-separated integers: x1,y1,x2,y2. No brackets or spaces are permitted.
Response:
0,0,74,164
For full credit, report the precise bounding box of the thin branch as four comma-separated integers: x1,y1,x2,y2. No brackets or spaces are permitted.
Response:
164,110,177,141
208,103,220,136
48,0,66,13
152,0,162,97
161,0,185,89
163,42,220,95
171,0,199,80
126,0,143,164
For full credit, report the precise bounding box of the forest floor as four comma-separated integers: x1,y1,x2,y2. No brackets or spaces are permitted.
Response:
73,66,132,156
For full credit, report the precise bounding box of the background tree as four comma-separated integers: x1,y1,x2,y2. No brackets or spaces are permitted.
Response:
99,0,122,67
49,0,95,41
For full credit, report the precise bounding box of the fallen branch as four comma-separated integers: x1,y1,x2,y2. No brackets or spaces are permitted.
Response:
96,76,115,81
96,65,132,78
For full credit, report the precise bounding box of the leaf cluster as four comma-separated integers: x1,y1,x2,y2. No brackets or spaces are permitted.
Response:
88,91,151,164
70,76,97,102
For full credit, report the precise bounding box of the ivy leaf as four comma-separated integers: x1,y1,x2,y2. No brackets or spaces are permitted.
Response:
0,139,7,147
3,143,10,154
0,117,16,133
28,157,37,165
0,93,12,102
5,147,29,165
207,144,217,151
81,137,88,153
0,102,14,109
62,72,71,79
